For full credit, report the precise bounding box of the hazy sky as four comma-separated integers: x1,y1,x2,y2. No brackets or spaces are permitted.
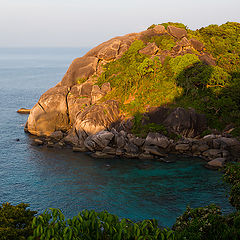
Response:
0,0,239,47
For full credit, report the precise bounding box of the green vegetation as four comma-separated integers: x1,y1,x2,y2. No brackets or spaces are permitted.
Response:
29,209,174,240
223,163,240,210
76,77,87,85
132,112,170,138
149,35,176,50
173,205,240,240
97,22,240,135
0,203,36,240
97,40,182,116
148,22,187,30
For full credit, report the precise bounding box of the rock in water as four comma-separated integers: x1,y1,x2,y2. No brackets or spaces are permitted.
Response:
17,108,31,114
206,158,226,169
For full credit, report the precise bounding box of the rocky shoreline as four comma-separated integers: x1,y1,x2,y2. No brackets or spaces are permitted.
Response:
30,127,240,170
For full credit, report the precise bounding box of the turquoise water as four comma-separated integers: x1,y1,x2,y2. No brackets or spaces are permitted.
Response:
0,48,233,227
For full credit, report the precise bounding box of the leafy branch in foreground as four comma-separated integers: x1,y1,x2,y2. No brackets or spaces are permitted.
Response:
29,208,175,240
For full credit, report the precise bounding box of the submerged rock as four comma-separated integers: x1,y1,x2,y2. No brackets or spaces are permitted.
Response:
91,151,115,159
206,158,226,169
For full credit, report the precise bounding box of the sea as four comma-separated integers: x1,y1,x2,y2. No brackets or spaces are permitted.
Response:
0,47,234,227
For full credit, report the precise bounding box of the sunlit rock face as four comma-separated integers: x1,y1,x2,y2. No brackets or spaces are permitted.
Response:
25,31,140,137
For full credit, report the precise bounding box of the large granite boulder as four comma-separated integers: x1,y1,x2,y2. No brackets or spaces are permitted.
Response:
167,26,187,39
153,25,166,34
206,158,226,169
139,42,159,55
84,33,138,59
145,132,169,149
59,56,98,87
67,81,93,123
178,37,191,47
91,85,105,104
84,130,114,151
190,38,204,51
199,54,216,66
97,39,121,61
27,86,70,136
74,100,119,138
163,107,207,137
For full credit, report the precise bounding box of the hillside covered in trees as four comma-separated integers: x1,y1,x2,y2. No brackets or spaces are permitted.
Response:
96,22,240,136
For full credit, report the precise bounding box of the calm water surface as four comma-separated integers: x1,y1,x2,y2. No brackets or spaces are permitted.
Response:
0,48,233,227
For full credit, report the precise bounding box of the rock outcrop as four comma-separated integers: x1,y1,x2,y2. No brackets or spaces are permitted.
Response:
27,86,70,136
25,24,239,167
25,24,213,137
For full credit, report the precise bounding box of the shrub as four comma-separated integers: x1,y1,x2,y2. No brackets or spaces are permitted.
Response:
76,77,87,85
132,112,168,137
223,163,240,210
176,62,213,94
0,202,37,240
161,22,187,30
169,54,200,77
149,35,176,50
173,204,240,240
29,208,175,240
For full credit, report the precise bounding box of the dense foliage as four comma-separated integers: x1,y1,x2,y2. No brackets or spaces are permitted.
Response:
223,163,240,210
0,203,36,240
28,208,175,240
173,205,240,240
97,22,240,135
97,40,182,116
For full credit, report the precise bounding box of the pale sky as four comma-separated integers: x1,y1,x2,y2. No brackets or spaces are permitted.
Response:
0,0,239,47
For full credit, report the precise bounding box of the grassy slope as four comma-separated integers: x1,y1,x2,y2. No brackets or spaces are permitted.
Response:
96,22,240,136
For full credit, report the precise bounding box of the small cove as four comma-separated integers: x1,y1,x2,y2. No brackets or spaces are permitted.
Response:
0,48,234,227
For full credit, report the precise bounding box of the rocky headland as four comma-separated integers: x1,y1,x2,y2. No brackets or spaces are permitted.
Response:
24,22,240,169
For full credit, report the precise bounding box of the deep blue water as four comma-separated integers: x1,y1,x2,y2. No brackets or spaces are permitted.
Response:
0,48,233,227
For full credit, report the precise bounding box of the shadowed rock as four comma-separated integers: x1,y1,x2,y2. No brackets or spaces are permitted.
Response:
163,107,207,138
206,158,226,169
199,54,216,66
190,38,204,51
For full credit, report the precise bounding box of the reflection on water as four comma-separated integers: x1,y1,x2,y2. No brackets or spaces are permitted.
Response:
0,48,234,227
